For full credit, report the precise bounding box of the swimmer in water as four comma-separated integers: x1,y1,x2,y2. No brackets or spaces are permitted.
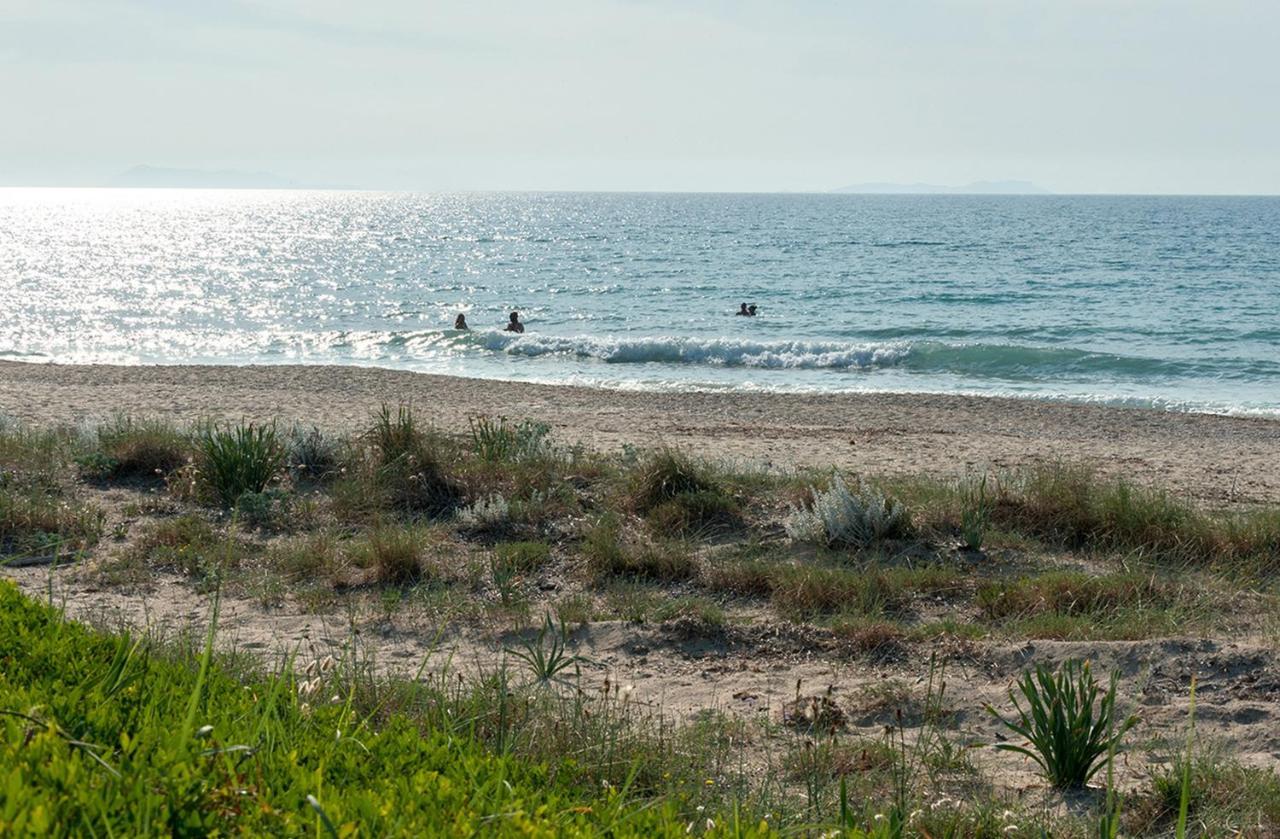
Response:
504,311,525,333
454,313,469,330
736,303,750,316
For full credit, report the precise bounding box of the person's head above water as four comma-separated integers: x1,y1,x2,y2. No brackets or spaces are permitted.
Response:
454,313,468,330
509,311,520,323
504,311,525,332
737,303,749,315
747,304,757,316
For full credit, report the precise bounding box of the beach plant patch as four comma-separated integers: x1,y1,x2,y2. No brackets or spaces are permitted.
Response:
784,474,910,549
197,422,286,507
469,415,553,464
83,416,190,481
988,659,1138,789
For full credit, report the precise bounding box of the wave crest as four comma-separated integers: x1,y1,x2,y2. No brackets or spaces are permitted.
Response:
475,333,911,370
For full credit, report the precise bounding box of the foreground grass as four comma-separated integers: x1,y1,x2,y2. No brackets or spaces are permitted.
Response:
0,580,778,837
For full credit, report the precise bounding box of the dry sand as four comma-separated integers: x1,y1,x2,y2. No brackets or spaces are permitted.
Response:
3,360,1279,504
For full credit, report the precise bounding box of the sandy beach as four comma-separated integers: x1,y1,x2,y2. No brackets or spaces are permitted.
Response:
3,360,1278,505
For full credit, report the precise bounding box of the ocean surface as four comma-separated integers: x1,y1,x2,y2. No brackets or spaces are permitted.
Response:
2,189,1278,415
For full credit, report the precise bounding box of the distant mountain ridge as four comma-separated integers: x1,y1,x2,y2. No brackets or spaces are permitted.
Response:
833,180,1050,195
112,165,304,189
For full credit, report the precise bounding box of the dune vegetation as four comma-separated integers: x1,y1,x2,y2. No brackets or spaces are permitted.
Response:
3,407,1280,835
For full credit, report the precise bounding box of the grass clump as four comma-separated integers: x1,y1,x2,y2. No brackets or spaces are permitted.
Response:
125,514,239,584
494,540,551,574
976,570,1199,640
1128,749,1280,835
80,417,190,481
286,424,342,482
582,516,697,582
769,564,904,619
367,405,462,517
987,465,1280,568
196,422,286,507
702,556,779,597
468,416,553,464
0,421,73,473
829,615,906,654
626,450,739,534
988,659,1137,789
355,525,432,586
977,571,1179,620
0,473,103,558
263,531,344,582
784,474,911,549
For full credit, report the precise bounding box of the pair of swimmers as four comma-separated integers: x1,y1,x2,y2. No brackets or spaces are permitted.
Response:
453,312,524,333
457,305,755,331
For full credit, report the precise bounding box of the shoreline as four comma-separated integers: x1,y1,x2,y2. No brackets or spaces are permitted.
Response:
3,359,1279,504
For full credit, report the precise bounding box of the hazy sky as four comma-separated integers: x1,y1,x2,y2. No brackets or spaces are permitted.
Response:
3,0,1278,193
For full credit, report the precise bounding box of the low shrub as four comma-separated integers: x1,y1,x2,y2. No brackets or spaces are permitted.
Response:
233,489,290,529
784,474,911,549
456,494,512,529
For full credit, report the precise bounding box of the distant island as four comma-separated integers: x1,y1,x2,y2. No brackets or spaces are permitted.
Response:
111,165,306,189
832,180,1050,195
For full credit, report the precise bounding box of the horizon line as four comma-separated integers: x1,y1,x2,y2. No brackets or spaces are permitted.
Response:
4,185,1280,198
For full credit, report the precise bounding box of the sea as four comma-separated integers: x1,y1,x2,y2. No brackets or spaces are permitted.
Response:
2,189,1278,416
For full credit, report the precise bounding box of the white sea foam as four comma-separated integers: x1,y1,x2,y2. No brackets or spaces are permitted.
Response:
477,332,911,370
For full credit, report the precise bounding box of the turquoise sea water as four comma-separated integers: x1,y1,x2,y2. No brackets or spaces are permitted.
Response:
2,189,1278,415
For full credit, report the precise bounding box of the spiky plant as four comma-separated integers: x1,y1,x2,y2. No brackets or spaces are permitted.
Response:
988,659,1137,789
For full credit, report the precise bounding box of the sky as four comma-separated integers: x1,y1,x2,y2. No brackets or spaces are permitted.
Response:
2,0,1278,193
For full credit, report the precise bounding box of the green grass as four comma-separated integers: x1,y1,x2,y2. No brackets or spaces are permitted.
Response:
367,405,463,517
81,416,191,481
976,570,1207,640
626,450,740,534
197,422,286,507
1129,749,1280,835
0,472,102,558
582,515,698,583
0,580,782,836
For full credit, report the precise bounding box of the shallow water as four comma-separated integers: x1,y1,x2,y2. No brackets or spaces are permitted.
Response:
2,188,1278,414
